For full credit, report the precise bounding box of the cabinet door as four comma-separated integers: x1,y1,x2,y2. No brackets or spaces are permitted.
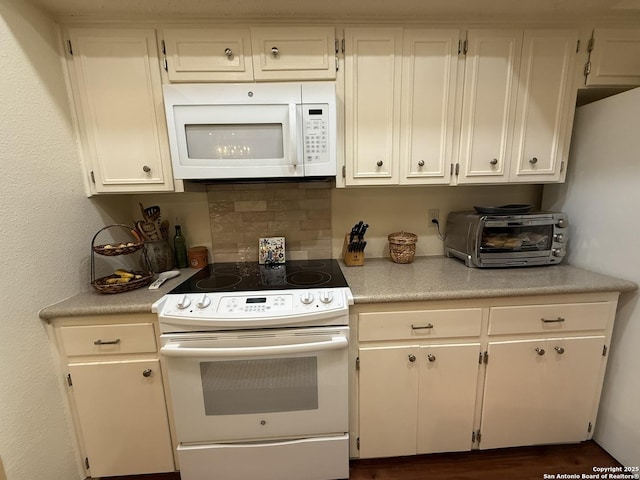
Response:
457,29,522,184
345,28,402,185
416,343,480,454
480,336,605,449
251,26,336,80
586,28,640,86
162,27,253,82
509,30,579,183
67,28,175,193
69,359,174,477
358,345,419,458
399,29,460,185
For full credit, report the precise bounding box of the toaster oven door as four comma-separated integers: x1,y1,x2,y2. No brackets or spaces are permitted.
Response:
477,219,557,266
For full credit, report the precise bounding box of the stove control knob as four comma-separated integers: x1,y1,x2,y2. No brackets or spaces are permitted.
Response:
300,292,315,305
196,294,211,309
319,291,334,304
177,294,191,309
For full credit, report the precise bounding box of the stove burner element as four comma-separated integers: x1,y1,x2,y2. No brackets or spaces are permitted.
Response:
196,274,243,291
285,271,331,287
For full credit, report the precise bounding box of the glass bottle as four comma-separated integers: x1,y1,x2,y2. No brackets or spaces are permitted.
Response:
174,225,188,268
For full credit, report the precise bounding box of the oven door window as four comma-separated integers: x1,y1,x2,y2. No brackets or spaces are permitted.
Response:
200,357,318,415
480,224,553,252
185,123,284,160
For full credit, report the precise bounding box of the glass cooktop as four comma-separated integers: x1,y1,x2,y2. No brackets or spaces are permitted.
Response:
168,259,349,294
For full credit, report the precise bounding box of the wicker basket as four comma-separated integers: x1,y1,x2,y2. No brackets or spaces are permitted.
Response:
388,231,418,264
91,271,154,294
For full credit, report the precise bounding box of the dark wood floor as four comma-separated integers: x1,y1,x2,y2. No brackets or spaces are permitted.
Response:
112,441,621,480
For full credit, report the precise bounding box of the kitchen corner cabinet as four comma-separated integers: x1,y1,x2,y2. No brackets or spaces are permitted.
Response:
65,28,177,194
352,293,618,459
51,315,175,478
161,26,336,82
584,28,640,86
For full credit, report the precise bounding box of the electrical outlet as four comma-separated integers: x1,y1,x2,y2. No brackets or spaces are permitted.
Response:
428,209,440,227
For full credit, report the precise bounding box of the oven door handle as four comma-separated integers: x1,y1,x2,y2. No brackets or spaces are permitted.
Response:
160,335,348,357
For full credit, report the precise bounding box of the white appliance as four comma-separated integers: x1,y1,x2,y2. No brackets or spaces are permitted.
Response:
163,82,337,180
153,260,352,480
542,87,640,467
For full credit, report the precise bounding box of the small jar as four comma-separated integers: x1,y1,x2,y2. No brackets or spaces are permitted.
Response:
187,246,209,269
388,231,418,264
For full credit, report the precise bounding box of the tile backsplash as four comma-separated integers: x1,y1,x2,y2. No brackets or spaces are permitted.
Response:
207,180,332,262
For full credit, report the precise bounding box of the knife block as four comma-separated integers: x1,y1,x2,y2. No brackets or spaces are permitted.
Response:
342,233,365,267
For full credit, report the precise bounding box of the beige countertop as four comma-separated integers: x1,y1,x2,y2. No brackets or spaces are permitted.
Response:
39,258,637,320
340,256,638,304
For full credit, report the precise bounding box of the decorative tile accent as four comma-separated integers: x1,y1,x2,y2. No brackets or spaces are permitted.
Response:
207,181,332,263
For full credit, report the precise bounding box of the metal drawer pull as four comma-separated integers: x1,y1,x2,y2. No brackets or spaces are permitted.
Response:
224,48,233,57
271,46,279,56
408,354,416,363
554,346,565,354
93,339,121,345
411,324,434,330
535,347,545,356
490,158,498,165
427,354,436,363
541,317,566,323
142,369,152,377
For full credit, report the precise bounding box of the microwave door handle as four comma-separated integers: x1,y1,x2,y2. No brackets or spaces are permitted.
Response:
289,103,299,169
160,335,348,358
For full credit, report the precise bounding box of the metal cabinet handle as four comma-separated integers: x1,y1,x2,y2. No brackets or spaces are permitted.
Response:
489,158,498,165
94,339,121,345
535,347,546,356
529,157,538,164
427,354,436,363
418,160,425,167
408,354,416,363
541,317,565,323
142,369,152,377
271,47,279,56
411,324,434,330
376,160,383,167
142,165,151,173
554,346,565,354
224,48,233,57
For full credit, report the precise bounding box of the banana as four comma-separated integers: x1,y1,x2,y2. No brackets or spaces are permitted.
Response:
106,277,131,284
114,269,135,278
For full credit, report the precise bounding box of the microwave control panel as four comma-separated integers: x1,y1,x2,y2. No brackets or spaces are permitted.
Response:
302,104,329,164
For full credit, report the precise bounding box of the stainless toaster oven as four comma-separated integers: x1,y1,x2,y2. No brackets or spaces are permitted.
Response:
444,211,568,268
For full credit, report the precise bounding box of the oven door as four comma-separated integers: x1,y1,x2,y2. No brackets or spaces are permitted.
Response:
160,326,349,444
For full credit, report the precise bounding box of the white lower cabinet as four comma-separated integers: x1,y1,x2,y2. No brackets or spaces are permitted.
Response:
354,293,618,459
52,316,176,478
480,335,606,450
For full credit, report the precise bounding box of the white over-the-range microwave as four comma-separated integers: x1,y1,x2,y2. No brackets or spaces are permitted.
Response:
163,82,337,180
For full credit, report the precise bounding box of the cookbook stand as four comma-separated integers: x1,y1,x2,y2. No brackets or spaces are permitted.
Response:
342,233,365,267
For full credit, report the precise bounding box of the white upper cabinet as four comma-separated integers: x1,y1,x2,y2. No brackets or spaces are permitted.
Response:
161,26,336,82
161,27,254,82
585,27,640,86
509,29,580,183
456,29,522,184
250,26,336,80
399,29,461,185
66,28,176,193
344,27,403,185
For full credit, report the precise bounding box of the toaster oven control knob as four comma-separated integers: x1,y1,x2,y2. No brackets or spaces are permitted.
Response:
552,247,566,257
177,294,191,309
554,233,566,243
556,218,567,228
319,291,334,304
196,294,211,309
300,292,315,305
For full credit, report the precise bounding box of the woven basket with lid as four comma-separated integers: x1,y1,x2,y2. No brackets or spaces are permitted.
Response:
388,231,418,264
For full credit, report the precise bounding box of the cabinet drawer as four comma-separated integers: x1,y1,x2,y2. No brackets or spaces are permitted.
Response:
488,302,611,335
359,309,482,342
60,323,157,356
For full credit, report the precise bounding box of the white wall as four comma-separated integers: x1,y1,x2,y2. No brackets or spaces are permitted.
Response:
543,88,640,466
0,1,131,478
